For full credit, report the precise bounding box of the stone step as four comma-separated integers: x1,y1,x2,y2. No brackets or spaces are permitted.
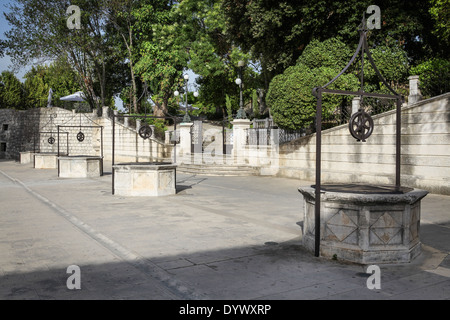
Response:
177,164,260,176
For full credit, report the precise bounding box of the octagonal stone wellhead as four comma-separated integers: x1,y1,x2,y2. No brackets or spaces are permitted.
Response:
298,184,428,264
113,162,177,197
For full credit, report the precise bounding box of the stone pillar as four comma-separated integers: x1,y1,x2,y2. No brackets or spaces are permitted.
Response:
270,128,280,146
150,125,156,139
408,75,422,105
165,131,171,144
124,116,129,127
136,119,141,130
102,106,110,118
178,122,193,161
352,97,361,115
232,119,251,165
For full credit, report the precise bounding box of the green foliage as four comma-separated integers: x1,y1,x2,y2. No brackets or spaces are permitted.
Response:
297,38,353,70
0,71,24,109
22,57,81,109
358,45,410,96
267,38,359,130
410,58,450,98
136,0,259,120
225,94,234,124
3,0,129,110
429,0,450,44
130,113,168,140
23,66,49,108
252,90,260,119
223,0,444,94
2,0,446,117
267,36,413,130
267,63,359,130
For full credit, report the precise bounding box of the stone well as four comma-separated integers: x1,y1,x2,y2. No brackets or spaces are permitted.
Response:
113,162,177,197
298,184,428,264
34,153,61,169
58,156,103,178
20,151,34,164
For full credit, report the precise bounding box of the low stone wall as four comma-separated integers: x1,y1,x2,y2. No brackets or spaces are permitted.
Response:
98,111,173,164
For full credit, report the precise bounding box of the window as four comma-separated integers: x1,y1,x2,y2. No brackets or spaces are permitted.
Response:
2,124,8,131
0,143,6,152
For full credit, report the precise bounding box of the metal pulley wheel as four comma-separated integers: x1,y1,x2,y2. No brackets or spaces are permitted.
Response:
77,131,85,142
139,125,153,140
349,109,374,142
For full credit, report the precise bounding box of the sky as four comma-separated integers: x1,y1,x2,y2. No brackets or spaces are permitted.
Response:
0,0,28,80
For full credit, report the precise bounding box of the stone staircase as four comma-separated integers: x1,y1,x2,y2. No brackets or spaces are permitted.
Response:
177,163,260,176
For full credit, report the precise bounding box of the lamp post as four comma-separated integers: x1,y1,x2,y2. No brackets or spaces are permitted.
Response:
235,60,246,119
175,74,198,123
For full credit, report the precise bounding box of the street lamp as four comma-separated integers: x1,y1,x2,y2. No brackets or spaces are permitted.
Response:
174,74,198,123
235,60,246,119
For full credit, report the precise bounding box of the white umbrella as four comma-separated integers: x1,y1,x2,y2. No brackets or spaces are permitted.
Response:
47,88,53,107
60,91,86,102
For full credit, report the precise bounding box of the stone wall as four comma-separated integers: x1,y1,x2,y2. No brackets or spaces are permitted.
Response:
274,93,450,195
98,111,173,163
1,108,46,159
0,107,172,163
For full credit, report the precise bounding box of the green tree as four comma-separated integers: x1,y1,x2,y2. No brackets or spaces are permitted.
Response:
22,57,82,109
23,66,49,109
362,45,410,95
45,56,82,108
146,0,259,119
429,0,450,44
410,58,450,98
105,0,156,114
133,0,183,117
2,0,125,111
0,71,25,109
222,0,444,96
267,38,360,129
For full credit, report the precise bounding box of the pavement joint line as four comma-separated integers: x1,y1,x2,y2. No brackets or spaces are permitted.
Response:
425,266,450,278
0,168,208,300
162,197,301,236
421,219,450,229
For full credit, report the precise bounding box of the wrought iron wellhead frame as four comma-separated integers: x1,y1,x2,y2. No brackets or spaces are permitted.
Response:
57,125,104,177
311,20,404,258
33,131,69,154
33,131,70,168
111,114,179,195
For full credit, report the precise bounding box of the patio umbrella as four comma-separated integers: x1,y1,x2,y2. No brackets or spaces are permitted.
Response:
47,88,53,107
60,91,86,102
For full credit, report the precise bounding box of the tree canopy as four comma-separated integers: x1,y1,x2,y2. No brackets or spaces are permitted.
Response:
0,0,447,119
0,71,24,109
